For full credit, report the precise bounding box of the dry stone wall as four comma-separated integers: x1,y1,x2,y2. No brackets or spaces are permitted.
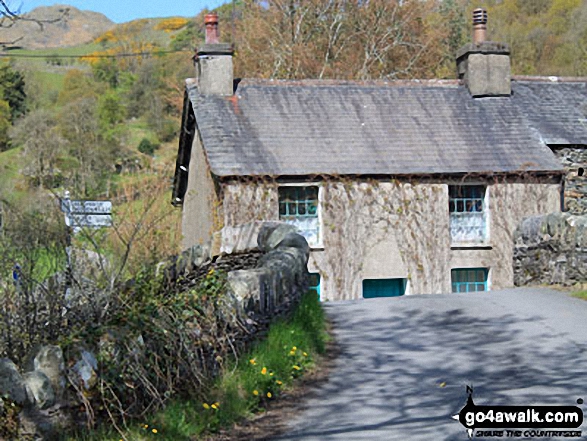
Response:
554,147,587,215
514,213,587,286
0,222,309,440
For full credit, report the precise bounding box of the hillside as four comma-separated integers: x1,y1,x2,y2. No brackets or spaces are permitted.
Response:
0,4,115,49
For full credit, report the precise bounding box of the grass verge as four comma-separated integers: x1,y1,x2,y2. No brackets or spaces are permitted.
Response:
572,290,587,300
70,291,329,441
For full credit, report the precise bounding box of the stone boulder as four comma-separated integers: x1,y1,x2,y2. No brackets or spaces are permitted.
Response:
71,350,98,390
0,358,27,405
30,345,65,400
23,371,55,409
257,222,297,252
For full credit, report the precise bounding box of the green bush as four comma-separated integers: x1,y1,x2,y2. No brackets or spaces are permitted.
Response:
137,137,160,156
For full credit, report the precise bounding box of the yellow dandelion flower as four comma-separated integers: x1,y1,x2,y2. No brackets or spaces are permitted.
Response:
276,380,283,385
250,358,256,365
267,392,272,398
289,351,296,356
202,403,210,409
214,402,220,407
303,352,308,357
144,424,149,428
261,367,267,375
152,428,158,434
211,403,218,410
269,372,274,376
292,346,297,351
292,365,301,370
253,390,259,396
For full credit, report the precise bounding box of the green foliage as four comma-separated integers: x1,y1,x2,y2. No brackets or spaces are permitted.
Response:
0,62,27,122
169,20,200,51
0,100,11,151
137,137,160,156
0,397,21,440
57,69,100,106
98,91,125,128
92,57,120,88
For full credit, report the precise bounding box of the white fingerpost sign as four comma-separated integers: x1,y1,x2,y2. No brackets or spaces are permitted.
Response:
61,191,113,230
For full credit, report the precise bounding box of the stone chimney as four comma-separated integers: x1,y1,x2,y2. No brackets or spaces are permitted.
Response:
456,8,511,97
195,12,234,96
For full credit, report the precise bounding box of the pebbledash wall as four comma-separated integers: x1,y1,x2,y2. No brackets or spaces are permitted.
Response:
183,176,561,301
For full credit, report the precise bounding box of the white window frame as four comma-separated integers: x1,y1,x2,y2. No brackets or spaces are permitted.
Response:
278,183,323,248
448,183,490,245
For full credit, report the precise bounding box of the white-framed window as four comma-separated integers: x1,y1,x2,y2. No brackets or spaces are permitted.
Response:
449,185,488,244
278,185,320,247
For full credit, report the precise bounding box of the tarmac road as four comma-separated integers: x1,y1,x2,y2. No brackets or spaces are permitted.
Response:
275,288,587,440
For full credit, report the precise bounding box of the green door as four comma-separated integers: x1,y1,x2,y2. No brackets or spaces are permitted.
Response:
362,278,406,298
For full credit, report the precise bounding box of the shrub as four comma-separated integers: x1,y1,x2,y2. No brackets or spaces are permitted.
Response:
137,137,160,156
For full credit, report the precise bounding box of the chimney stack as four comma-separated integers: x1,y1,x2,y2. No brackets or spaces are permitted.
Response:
456,8,511,97
195,12,234,96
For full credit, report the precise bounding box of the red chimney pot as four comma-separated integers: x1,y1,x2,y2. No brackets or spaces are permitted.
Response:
205,12,219,44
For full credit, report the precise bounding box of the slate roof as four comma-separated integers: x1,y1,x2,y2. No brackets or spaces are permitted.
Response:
186,79,587,178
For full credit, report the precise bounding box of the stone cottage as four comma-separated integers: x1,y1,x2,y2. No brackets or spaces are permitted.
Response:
172,10,586,301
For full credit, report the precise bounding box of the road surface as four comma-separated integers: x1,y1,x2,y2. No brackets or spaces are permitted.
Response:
276,288,587,440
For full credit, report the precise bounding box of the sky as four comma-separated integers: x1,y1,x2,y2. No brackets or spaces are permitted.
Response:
15,0,229,23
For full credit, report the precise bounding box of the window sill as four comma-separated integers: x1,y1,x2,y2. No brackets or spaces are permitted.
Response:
451,243,492,250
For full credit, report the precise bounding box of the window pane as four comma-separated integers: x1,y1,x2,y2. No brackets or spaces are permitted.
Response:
279,186,320,246
451,268,488,293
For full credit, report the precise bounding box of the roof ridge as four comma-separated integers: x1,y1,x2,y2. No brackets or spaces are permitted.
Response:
238,78,460,87
512,75,587,83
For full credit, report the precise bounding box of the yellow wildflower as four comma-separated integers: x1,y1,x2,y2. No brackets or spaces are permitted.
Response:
293,365,301,370
276,380,283,385
292,346,297,351
261,367,267,375
211,403,218,410
202,403,210,409
152,429,158,434
267,392,272,398
253,390,259,396
250,358,257,365
214,402,220,407
144,424,149,428
303,352,308,357
269,372,274,376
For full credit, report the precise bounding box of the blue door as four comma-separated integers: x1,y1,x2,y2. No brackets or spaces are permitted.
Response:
362,279,406,298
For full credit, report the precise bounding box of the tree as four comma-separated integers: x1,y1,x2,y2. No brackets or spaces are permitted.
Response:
0,99,10,151
10,108,66,188
0,62,26,122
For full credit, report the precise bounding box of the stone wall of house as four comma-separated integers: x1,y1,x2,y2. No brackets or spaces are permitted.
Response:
181,134,222,250
513,213,587,286
553,147,587,215
216,178,560,300
0,223,309,440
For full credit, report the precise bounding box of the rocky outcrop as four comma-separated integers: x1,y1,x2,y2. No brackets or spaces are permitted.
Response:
514,213,587,286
